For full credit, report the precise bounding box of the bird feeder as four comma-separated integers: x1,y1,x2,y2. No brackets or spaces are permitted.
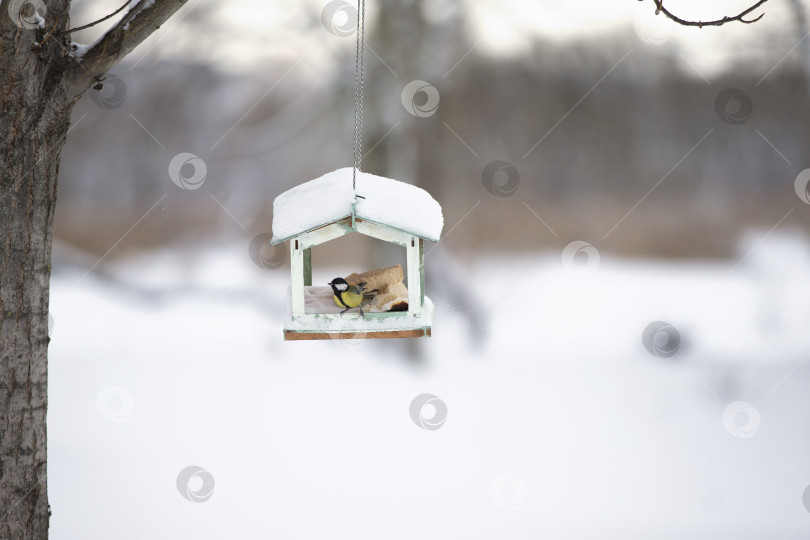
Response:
270,167,443,340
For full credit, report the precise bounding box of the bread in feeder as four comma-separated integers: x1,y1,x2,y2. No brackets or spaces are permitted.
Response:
345,265,409,312
345,264,404,293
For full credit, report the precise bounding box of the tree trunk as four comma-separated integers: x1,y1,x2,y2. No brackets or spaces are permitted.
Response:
1,1,75,536
0,106,71,540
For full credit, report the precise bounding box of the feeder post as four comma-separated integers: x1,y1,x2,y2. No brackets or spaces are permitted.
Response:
290,239,305,317
303,248,312,286
406,236,424,315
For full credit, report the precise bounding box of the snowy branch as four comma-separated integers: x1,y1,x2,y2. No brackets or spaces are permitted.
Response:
64,0,188,100
649,0,770,27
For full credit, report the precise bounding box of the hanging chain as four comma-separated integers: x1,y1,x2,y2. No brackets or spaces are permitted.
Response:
352,0,366,195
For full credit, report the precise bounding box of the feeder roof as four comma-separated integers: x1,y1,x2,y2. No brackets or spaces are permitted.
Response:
270,168,444,244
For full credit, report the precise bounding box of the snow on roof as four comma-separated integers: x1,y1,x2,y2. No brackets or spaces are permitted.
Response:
271,168,443,244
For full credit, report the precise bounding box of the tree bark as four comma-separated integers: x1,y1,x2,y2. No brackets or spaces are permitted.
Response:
0,102,68,540
1,1,74,536
1,0,187,537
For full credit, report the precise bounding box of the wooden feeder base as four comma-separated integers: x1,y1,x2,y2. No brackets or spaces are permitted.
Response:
284,328,431,340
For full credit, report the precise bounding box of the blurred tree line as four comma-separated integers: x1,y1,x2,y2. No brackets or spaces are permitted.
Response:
58,0,810,260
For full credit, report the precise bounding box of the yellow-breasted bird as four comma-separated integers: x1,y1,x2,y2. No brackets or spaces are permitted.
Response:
328,278,367,317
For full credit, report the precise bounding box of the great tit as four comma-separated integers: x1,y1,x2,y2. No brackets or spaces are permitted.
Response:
328,278,367,318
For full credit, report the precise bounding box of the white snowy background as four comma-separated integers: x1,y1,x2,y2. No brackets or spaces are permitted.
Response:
47,232,810,539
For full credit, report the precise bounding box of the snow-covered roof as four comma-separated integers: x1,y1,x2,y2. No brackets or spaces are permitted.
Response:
271,168,443,244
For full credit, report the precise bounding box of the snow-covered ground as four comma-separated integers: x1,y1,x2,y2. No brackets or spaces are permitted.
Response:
48,232,810,539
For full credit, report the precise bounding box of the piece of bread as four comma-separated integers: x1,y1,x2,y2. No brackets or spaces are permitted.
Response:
369,281,409,312
345,265,404,292
378,281,408,297
370,293,408,312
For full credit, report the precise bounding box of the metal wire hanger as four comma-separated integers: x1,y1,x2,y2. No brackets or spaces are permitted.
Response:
352,0,366,202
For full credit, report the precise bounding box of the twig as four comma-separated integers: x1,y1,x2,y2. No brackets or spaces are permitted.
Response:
650,0,770,27
37,19,59,45
58,0,131,35
62,0,188,102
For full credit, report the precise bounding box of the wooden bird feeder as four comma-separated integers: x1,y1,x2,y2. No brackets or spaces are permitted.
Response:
270,167,443,340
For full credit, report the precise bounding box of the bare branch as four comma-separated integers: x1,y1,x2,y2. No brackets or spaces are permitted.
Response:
63,0,189,100
59,0,131,35
650,0,770,28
